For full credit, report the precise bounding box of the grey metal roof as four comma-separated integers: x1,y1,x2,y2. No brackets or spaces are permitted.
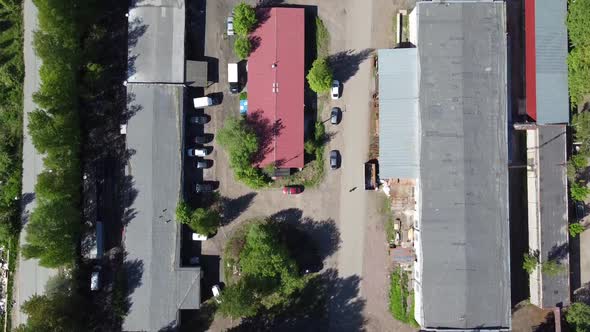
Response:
378,48,420,179
127,0,186,83
185,60,208,87
534,0,569,125
417,2,510,330
537,125,570,308
124,84,200,332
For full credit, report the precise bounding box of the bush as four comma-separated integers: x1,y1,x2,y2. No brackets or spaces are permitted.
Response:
541,259,566,276
571,181,590,202
175,201,220,236
570,223,586,237
306,57,333,94
315,17,330,57
573,112,590,151
566,302,590,332
572,154,589,170
389,267,413,324
218,221,306,318
218,116,269,189
233,2,257,36
234,36,252,60
567,0,590,104
523,252,539,274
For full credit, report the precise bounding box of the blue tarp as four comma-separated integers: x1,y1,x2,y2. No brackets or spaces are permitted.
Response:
240,99,248,114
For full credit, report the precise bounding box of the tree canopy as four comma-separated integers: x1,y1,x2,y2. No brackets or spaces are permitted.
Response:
306,57,333,94
175,201,220,236
567,0,590,104
217,116,269,188
233,2,257,36
234,36,252,60
218,222,306,318
567,302,590,332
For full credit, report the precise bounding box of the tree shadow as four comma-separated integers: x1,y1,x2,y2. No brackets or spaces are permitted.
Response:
270,209,341,269
574,282,590,305
327,49,374,84
247,110,285,165
227,268,365,331
179,303,217,332
221,192,258,226
547,242,569,261
126,16,148,79
533,311,556,332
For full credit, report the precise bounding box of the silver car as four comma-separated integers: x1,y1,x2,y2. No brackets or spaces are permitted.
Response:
227,16,234,36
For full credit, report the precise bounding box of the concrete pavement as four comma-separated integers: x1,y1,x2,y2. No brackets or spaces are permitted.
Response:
12,0,57,326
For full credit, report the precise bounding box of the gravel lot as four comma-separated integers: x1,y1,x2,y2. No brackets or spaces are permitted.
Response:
196,0,417,330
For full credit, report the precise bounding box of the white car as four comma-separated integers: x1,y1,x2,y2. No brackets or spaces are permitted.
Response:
227,16,234,36
192,233,208,241
187,148,207,157
212,284,221,303
331,80,340,100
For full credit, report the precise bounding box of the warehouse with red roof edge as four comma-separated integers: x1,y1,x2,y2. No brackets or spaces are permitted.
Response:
247,7,305,170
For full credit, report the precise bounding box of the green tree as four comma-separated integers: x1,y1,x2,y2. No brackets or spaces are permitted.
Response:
14,275,88,332
567,0,590,48
189,208,220,236
523,252,539,274
570,223,586,237
541,259,565,276
234,36,252,60
306,57,333,93
22,200,79,268
571,181,590,202
567,302,590,332
572,154,589,170
218,276,260,319
233,2,257,36
218,117,269,188
175,201,220,236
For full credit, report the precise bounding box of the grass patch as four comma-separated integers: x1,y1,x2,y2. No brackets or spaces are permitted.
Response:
389,267,415,325
315,16,330,58
380,194,396,242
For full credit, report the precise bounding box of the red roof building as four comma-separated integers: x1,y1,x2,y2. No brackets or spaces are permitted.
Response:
248,7,305,169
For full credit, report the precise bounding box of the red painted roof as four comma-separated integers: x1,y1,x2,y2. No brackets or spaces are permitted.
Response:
525,0,537,121
248,8,305,169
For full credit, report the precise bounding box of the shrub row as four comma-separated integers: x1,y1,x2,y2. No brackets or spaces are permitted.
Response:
0,0,23,243
21,0,84,267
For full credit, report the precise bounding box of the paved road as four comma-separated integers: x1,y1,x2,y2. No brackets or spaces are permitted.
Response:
12,0,57,326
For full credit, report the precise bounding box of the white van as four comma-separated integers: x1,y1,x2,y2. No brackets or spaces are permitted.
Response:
228,63,239,94
193,96,215,108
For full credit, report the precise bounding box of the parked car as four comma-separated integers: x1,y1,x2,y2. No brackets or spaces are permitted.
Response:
228,63,239,94
193,135,210,144
193,96,217,108
192,233,208,241
196,159,210,169
90,266,101,291
189,115,209,124
331,107,341,125
187,148,207,157
227,16,234,36
212,284,221,303
282,186,302,195
331,80,340,100
195,183,214,193
576,201,586,221
330,150,340,170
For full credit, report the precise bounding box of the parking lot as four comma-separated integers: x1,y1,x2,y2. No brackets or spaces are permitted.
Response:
188,0,417,330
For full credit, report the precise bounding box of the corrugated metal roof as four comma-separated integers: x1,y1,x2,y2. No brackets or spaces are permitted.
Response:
127,0,186,83
525,0,569,124
378,48,419,179
124,84,201,332
417,2,511,330
536,125,570,308
248,8,305,168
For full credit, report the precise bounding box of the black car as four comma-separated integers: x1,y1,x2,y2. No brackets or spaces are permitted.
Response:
193,135,210,144
189,115,209,124
195,183,213,193
330,150,340,170
196,159,211,169
331,107,341,125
